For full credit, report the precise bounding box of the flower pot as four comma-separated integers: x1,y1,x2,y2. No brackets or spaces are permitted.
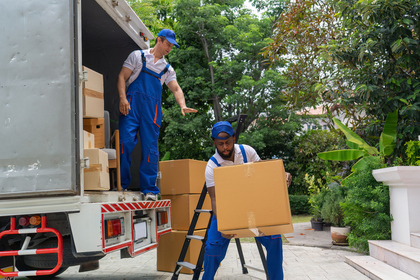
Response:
331,226,350,245
313,220,324,231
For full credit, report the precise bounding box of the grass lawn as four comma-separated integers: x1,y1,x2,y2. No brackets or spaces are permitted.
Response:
238,215,312,243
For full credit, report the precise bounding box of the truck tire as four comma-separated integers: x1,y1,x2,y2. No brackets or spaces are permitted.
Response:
23,237,104,269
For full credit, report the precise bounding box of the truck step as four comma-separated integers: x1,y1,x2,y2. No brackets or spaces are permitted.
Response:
177,261,196,271
195,209,212,213
186,235,204,241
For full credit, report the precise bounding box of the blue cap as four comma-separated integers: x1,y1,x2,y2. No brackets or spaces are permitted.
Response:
212,121,235,140
157,29,180,48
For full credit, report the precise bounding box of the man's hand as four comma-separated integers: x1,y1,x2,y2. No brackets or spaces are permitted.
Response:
286,172,292,188
181,106,198,116
221,233,237,239
119,98,131,116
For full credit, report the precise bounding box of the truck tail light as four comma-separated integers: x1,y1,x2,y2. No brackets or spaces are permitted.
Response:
105,218,124,239
157,211,168,226
19,216,30,227
29,215,41,226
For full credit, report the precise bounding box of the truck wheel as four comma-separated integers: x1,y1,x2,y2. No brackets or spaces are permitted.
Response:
23,237,104,268
15,257,68,279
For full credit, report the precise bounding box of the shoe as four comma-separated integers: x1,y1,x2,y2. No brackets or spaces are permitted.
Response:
145,193,157,201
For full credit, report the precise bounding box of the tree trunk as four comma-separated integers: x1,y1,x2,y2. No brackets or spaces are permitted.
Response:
199,30,222,122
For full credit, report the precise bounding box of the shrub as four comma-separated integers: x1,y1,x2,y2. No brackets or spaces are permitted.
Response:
286,129,348,195
341,158,391,253
321,184,347,227
289,195,310,215
405,140,420,166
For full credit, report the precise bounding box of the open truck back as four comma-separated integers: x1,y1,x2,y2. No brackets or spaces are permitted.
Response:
0,1,171,278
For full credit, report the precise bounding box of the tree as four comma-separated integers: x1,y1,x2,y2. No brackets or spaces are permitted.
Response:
325,0,420,154
127,0,175,36
262,0,339,113
159,0,295,160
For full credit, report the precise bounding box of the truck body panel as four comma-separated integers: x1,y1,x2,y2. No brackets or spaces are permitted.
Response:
0,1,171,278
0,0,77,198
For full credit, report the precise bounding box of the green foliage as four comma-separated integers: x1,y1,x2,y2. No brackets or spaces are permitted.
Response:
288,195,310,215
318,110,398,183
325,0,420,157
286,129,348,195
305,174,330,220
321,185,347,227
404,141,420,166
341,158,392,253
239,106,303,160
157,0,293,160
127,0,175,35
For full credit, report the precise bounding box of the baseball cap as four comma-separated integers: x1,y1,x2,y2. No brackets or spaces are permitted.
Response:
212,121,235,140
157,29,180,48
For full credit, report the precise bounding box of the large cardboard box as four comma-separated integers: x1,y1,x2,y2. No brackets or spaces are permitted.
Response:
84,148,109,191
83,130,95,149
157,229,205,274
214,159,293,238
161,194,212,230
159,159,207,195
82,66,104,118
83,118,105,149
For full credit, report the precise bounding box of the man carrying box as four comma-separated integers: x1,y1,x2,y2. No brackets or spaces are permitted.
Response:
203,121,292,280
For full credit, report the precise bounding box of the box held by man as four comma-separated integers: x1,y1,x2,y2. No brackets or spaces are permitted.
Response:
214,159,293,238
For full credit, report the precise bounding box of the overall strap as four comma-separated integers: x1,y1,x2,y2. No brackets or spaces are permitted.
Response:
140,50,146,64
139,51,169,80
210,156,221,167
160,64,170,75
239,144,247,163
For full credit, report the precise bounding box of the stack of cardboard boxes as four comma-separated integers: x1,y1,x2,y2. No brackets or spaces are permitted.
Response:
157,159,209,274
82,66,109,191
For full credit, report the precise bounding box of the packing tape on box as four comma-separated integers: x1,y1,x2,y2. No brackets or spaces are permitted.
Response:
243,163,255,177
85,164,102,173
83,88,104,99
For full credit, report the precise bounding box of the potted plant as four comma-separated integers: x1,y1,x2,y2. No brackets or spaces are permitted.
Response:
321,184,350,245
306,174,328,231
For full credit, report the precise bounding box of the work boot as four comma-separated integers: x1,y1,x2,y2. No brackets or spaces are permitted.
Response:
145,193,157,201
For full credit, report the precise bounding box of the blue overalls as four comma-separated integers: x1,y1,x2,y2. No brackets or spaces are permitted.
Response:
202,145,284,280
119,50,170,194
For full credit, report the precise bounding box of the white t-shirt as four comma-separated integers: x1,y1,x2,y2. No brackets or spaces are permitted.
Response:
122,49,177,87
205,144,260,188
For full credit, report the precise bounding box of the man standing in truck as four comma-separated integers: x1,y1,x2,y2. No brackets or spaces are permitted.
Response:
117,29,197,200
203,121,292,280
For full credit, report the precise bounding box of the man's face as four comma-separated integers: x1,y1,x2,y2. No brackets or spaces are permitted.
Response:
213,133,235,160
158,37,174,56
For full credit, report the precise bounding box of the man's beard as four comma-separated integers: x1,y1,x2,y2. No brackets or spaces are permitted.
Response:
217,148,234,160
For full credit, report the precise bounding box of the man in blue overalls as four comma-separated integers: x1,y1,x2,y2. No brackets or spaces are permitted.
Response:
117,29,197,200
204,121,292,280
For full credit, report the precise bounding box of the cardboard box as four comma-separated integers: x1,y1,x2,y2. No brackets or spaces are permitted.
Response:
83,130,95,149
82,66,104,118
157,229,205,274
161,194,212,230
159,159,207,195
83,118,105,149
84,148,109,191
214,159,293,238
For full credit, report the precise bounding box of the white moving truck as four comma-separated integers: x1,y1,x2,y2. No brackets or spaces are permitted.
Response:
0,1,171,279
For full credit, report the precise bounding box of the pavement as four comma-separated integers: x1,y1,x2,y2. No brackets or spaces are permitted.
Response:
17,222,371,280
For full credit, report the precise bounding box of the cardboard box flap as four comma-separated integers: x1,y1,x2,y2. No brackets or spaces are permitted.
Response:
220,224,294,239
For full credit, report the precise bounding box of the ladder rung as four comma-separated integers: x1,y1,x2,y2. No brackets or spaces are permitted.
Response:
244,264,265,273
195,209,212,213
186,235,204,241
177,261,196,271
